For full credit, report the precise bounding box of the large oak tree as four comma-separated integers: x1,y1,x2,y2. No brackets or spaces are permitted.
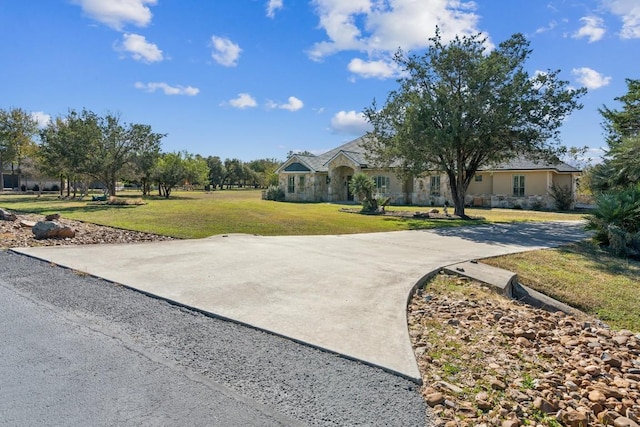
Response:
364,29,585,217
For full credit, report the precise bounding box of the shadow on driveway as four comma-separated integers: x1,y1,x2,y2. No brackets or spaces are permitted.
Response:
428,221,589,248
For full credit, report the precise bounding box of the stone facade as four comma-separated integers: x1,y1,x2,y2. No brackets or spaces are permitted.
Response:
276,136,581,209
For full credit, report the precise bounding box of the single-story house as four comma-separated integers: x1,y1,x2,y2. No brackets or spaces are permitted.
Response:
276,136,581,209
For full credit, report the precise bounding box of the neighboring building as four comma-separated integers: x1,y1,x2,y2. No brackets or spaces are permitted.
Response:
2,162,60,191
276,136,581,209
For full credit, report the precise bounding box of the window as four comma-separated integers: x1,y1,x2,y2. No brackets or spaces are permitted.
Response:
474,174,483,182
513,175,525,196
297,176,305,193
373,176,390,195
287,176,295,193
430,175,441,196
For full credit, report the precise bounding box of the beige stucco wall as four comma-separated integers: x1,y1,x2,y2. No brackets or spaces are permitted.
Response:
467,173,493,194
490,171,549,196
553,173,573,189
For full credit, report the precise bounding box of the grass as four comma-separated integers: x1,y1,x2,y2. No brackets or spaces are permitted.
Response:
0,189,584,239
482,241,640,332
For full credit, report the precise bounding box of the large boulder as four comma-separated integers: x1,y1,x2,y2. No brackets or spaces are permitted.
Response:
0,208,17,221
32,221,76,240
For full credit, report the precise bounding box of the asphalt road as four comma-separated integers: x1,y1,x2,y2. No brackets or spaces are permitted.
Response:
0,251,430,426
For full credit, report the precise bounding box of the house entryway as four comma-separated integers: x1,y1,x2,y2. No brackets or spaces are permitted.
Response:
328,165,356,202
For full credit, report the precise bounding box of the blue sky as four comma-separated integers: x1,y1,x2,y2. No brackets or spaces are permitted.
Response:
1,1,638,162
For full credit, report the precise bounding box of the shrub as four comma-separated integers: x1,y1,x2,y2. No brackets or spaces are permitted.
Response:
32,184,39,192
549,182,574,211
51,184,60,192
585,185,640,258
349,173,378,213
531,199,545,211
264,185,285,201
107,197,145,206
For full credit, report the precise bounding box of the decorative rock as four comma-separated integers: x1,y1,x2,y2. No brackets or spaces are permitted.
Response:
475,392,493,410
45,213,61,221
565,380,579,391
613,335,630,345
600,411,620,425
438,381,463,394
19,220,36,228
502,419,520,427
425,392,444,407
614,417,639,427
0,208,17,221
560,410,589,427
489,377,507,391
585,365,602,376
32,221,75,240
513,328,536,340
603,352,623,368
588,389,607,403
627,409,640,424
533,396,557,414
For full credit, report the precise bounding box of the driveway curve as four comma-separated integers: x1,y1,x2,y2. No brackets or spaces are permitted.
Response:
13,221,588,382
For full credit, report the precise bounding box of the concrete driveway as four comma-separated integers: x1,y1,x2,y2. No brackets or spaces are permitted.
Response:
13,221,588,382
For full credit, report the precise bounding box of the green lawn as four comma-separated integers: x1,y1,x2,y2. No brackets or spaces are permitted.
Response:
0,189,584,238
483,241,640,332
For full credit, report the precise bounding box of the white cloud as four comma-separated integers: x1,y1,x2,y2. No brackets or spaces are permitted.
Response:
266,0,283,18
118,33,163,62
604,0,640,39
307,0,482,61
266,97,304,111
134,82,199,96
330,110,372,135
571,67,612,89
573,16,606,42
227,93,258,109
348,58,400,79
535,20,558,34
279,96,304,111
31,111,51,128
210,36,242,67
72,0,156,30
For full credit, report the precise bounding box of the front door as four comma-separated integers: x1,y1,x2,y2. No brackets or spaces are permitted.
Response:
346,175,354,201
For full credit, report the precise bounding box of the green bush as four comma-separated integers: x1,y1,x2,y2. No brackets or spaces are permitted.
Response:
585,185,640,258
264,185,285,201
349,173,378,213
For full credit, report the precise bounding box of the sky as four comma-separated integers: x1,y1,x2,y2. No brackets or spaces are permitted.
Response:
0,1,638,163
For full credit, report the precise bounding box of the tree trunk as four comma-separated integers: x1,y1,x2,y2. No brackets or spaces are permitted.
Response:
449,170,467,218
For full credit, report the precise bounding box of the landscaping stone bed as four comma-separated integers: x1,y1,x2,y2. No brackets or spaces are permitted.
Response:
0,211,174,248
409,273,640,426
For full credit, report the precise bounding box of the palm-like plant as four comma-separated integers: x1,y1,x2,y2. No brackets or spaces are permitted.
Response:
585,184,640,258
349,173,379,213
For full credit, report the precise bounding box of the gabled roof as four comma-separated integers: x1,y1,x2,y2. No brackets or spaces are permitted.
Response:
281,136,371,173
